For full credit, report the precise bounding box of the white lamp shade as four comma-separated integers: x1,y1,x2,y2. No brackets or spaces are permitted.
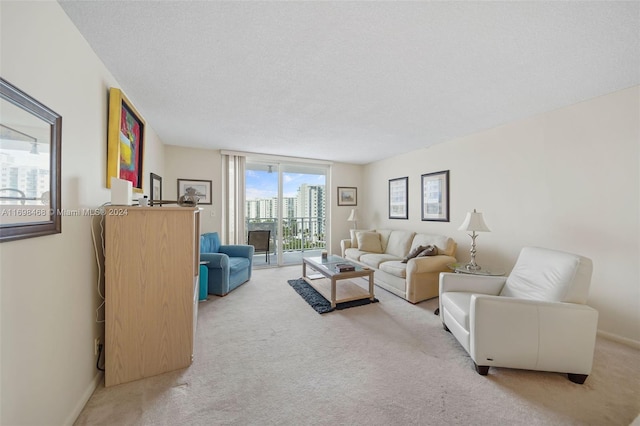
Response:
347,209,358,222
458,209,490,232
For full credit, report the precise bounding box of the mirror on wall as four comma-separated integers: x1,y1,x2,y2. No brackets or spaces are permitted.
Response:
0,78,61,242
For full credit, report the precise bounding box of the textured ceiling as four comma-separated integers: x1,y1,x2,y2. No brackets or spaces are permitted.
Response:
59,1,640,164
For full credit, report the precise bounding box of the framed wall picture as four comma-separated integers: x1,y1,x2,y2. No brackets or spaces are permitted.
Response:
421,170,450,222
389,177,408,219
337,187,357,206
177,179,212,205
150,173,162,206
107,88,145,192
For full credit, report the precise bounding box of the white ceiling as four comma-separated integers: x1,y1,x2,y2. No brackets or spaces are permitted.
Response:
59,1,640,165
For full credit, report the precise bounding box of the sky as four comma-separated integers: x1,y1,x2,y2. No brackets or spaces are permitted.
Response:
245,170,325,200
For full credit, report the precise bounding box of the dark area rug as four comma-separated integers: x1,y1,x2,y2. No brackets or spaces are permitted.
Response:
287,278,379,314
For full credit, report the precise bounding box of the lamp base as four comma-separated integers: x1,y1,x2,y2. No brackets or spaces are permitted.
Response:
464,263,482,271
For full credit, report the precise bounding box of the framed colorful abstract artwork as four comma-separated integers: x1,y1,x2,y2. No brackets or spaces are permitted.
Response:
107,88,145,192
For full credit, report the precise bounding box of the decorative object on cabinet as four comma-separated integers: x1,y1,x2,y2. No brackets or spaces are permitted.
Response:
389,177,408,219
200,232,254,296
337,186,357,206
178,178,212,205
107,88,145,192
458,208,491,271
0,78,62,242
421,170,450,222
104,207,201,386
150,173,162,206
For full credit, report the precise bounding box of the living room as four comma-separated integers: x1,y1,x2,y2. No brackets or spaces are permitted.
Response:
1,1,638,425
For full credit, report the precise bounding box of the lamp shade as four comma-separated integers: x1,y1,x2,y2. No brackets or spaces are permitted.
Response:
347,209,358,222
458,209,490,232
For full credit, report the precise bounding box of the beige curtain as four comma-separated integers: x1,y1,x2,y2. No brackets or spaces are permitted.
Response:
222,154,246,245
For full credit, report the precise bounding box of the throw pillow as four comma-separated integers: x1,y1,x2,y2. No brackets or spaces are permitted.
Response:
402,245,426,263
356,231,383,253
417,245,438,257
350,229,372,249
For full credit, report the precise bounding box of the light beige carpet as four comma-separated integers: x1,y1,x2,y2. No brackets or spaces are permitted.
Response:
75,266,640,425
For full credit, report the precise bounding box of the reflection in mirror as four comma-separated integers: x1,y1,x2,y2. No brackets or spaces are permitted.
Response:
0,78,61,242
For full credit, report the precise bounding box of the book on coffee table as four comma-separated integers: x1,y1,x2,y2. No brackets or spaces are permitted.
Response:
334,263,355,272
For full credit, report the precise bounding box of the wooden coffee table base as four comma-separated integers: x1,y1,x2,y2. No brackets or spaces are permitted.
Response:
304,277,374,308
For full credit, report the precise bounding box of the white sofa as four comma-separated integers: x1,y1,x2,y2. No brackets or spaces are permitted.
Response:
341,229,457,303
439,246,598,383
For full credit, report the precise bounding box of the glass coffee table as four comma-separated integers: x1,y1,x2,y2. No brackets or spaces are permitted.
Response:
302,255,375,308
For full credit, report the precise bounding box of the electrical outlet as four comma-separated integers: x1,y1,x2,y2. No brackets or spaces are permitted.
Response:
94,338,101,356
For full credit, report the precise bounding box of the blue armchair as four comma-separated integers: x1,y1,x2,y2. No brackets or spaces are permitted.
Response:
200,232,254,296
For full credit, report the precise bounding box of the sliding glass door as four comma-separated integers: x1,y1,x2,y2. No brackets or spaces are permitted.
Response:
245,160,328,267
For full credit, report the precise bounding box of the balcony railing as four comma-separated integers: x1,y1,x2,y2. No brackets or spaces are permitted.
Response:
246,216,326,252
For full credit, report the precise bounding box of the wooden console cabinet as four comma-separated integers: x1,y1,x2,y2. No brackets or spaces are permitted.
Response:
104,206,201,387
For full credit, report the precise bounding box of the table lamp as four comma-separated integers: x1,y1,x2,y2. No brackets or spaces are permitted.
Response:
458,209,490,271
347,209,358,230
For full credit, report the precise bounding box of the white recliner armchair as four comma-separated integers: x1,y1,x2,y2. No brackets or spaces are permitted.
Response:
439,246,598,384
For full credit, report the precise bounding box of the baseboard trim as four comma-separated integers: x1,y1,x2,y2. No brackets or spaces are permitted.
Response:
597,329,640,349
63,371,103,426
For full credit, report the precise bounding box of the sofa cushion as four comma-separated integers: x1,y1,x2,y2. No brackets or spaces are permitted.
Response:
376,229,393,252
356,231,383,253
401,245,426,263
344,248,368,261
350,229,374,249
379,260,407,279
359,253,401,269
411,234,456,257
201,232,221,253
385,230,416,258
229,256,251,274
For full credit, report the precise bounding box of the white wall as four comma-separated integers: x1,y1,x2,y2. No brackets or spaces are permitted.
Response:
329,162,364,255
0,2,165,425
164,146,221,234
362,86,640,344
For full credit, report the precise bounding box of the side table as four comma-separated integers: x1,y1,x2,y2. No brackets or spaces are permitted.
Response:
434,263,506,315
199,261,209,301
447,262,505,277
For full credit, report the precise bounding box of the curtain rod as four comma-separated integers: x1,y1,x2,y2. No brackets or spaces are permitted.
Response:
220,150,333,166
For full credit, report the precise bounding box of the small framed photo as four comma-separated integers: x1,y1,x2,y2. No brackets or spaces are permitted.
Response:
150,173,162,206
337,187,357,206
177,179,212,205
421,170,450,222
389,177,408,219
